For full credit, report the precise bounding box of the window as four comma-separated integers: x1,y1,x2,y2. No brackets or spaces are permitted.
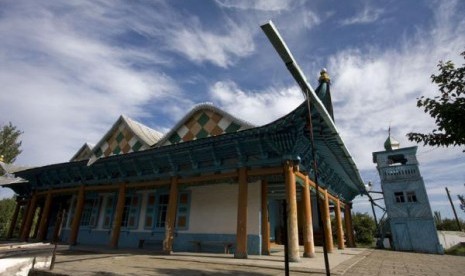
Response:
156,194,169,228
121,194,141,228
103,195,116,229
145,193,156,229
406,191,417,203
176,192,190,229
394,192,405,203
144,191,191,230
80,195,101,227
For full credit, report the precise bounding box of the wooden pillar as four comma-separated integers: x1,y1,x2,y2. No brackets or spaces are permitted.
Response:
37,191,53,241
284,161,300,262
110,183,126,248
261,179,271,255
164,177,178,254
344,203,356,247
21,192,38,241
7,199,22,239
321,189,333,253
32,204,44,239
302,176,315,257
52,207,65,243
235,167,248,259
69,185,85,245
19,199,31,238
335,198,345,250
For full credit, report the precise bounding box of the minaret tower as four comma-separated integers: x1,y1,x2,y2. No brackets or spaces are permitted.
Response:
372,130,443,254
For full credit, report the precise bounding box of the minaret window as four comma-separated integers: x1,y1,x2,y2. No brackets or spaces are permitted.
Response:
406,191,418,203
394,192,405,203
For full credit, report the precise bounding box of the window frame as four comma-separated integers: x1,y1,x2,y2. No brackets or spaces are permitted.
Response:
144,190,191,232
394,191,405,203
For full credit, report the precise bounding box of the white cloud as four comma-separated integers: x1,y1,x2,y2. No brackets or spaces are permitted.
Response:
340,6,383,26
209,81,303,125
167,20,255,68
0,1,180,166
215,0,293,12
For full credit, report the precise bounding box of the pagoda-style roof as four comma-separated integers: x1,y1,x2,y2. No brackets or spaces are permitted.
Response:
9,99,365,201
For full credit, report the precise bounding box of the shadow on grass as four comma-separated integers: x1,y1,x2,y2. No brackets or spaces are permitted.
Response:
445,242,465,256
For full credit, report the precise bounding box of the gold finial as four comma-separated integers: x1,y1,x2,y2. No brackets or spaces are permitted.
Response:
319,68,330,83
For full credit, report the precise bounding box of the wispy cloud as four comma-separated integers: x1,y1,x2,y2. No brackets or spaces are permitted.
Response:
0,1,180,166
215,0,294,12
166,19,255,68
340,6,383,26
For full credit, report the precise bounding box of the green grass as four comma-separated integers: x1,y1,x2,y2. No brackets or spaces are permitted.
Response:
445,243,465,256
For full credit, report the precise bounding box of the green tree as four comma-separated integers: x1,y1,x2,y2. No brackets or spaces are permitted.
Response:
352,212,376,245
436,217,465,231
407,50,465,150
0,122,23,163
458,195,465,213
0,197,16,238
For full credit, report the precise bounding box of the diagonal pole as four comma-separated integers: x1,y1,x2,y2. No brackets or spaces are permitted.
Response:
261,20,331,276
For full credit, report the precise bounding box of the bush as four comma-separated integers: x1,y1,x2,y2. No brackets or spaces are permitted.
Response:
352,212,376,245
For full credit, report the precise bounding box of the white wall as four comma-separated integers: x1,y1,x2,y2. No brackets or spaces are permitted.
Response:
185,181,261,235
437,231,465,249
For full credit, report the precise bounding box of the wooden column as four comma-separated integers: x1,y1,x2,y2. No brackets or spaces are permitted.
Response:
37,191,53,241
321,189,333,253
302,176,315,257
52,207,65,243
69,185,85,245
164,177,178,254
261,179,271,255
335,198,345,250
235,167,248,259
19,199,31,239
344,203,356,247
7,199,22,239
21,192,38,241
32,204,44,239
110,183,126,248
284,161,300,262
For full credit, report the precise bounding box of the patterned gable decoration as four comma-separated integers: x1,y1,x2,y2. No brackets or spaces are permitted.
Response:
94,121,147,158
160,103,254,146
70,143,94,162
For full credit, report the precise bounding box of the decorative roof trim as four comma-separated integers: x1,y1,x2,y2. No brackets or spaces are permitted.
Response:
70,142,94,162
90,115,162,157
154,102,256,147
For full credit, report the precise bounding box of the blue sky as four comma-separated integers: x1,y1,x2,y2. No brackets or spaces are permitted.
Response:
0,0,464,219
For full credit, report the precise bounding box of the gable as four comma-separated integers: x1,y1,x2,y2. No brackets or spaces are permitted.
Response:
160,104,254,146
70,143,94,162
94,120,148,158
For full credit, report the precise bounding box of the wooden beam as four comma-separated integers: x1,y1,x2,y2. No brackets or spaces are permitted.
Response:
295,171,345,207
261,179,271,255
6,199,22,239
19,199,31,238
37,191,53,241
321,188,334,253
178,171,237,184
344,203,356,248
335,198,345,250
302,177,315,258
248,166,283,177
21,192,38,241
163,177,178,254
235,167,248,259
284,162,300,262
109,183,126,248
69,185,85,245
